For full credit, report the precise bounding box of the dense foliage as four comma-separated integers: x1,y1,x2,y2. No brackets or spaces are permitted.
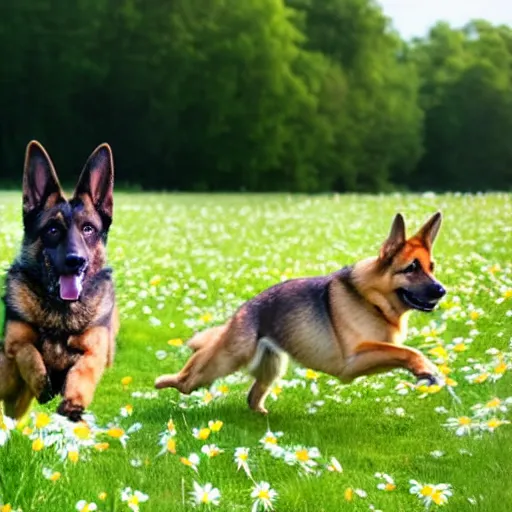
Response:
0,0,511,191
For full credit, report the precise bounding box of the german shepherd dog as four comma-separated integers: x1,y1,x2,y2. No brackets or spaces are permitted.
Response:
155,212,446,414
0,141,118,421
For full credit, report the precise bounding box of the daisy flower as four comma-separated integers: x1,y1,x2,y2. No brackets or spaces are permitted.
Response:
375,472,396,491
284,446,321,473
251,482,278,511
443,416,475,436
120,488,149,512
180,453,200,472
409,480,452,507
0,416,16,446
480,417,510,432
193,427,211,441
234,447,251,476
75,501,97,512
190,482,221,507
201,444,223,458
259,430,283,448
326,457,343,473
208,420,223,432
42,467,61,481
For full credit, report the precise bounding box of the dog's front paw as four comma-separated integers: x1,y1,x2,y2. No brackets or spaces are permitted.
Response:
57,399,84,422
38,376,55,404
415,372,439,386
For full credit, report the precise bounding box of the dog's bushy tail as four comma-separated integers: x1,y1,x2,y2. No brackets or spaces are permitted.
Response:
247,337,288,383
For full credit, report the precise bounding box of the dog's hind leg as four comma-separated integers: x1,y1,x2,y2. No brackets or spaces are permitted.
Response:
155,320,256,394
247,337,289,414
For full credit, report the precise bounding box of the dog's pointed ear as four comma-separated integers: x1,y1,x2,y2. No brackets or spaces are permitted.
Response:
379,213,406,262
23,141,64,215
414,212,442,249
73,143,114,222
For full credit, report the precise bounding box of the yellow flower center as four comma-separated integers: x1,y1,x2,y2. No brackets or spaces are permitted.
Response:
203,392,213,404
432,490,446,505
385,483,396,491
201,493,210,504
487,418,501,429
121,376,132,386
272,385,282,396
238,453,248,461
128,496,139,506
1,504,12,512
167,338,183,347
98,493,107,501
50,472,61,482
167,439,176,453
22,426,33,436
438,364,452,375
264,436,277,445
217,384,229,394
80,504,91,512
94,443,110,452
458,416,471,426
486,398,501,408
35,413,51,429
200,313,213,323
420,485,434,496
258,490,270,500
305,369,319,380
429,346,448,360
295,449,310,462
453,343,467,352
209,421,223,432
32,438,44,452
504,289,512,299
344,488,353,501
124,405,133,415
197,428,211,440
180,457,194,467
68,451,79,463
470,311,480,320
149,275,161,286
494,362,507,374
474,373,489,383
107,427,125,438
74,424,91,440
167,420,176,432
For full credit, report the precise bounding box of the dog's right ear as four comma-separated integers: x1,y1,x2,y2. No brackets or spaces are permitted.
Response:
379,213,406,262
23,141,64,215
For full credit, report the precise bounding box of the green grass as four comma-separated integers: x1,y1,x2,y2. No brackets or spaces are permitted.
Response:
1,192,511,511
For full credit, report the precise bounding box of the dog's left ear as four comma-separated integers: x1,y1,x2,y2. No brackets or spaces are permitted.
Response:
379,213,406,262
414,212,442,249
73,144,114,224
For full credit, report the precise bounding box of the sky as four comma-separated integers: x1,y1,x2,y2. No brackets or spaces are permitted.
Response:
378,0,512,39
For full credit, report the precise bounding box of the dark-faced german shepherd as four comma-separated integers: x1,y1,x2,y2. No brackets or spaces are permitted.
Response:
155,212,446,414
0,141,118,421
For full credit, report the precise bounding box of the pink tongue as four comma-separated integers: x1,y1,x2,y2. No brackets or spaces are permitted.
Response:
59,275,83,301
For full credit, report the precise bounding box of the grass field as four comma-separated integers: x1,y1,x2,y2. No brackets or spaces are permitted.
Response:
0,192,511,512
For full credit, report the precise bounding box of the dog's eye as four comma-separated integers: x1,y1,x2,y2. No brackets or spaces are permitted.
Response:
403,260,420,273
82,224,96,236
45,225,61,238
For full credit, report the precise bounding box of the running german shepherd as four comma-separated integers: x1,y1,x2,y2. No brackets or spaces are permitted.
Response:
0,141,118,421
155,212,446,414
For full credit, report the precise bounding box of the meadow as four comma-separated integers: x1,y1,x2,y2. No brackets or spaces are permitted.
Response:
0,191,511,512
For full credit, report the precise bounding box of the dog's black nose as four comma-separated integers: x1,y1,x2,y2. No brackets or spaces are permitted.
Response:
428,283,446,299
65,254,86,273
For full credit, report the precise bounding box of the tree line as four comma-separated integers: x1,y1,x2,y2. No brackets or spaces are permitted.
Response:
0,0,511,192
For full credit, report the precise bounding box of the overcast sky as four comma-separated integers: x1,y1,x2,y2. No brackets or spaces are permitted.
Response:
378,0,512,39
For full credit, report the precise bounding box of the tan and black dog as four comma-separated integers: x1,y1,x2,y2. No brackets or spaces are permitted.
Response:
155,212,446,414
0,141,118,421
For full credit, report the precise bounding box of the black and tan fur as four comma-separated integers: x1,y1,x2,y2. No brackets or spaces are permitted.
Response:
155,212,446,414
0,141,118,421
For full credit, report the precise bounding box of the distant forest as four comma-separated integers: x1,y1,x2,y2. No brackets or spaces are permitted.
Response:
1,0,511,192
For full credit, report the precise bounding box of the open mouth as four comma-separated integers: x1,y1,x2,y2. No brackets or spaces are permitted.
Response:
396,288,438,312
59,273,85,301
